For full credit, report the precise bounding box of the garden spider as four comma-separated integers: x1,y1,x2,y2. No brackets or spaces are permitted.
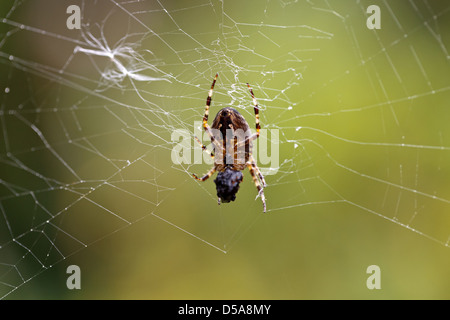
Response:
192,73,267,212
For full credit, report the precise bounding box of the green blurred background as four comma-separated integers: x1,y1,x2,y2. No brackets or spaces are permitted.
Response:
0,0,449,299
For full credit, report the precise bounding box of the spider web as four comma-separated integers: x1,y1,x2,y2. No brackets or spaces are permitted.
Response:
0,0,450,299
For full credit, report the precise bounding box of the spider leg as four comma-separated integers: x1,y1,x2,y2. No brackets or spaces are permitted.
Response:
233,82,261,149
249,155,267,188
194,135,214,160
247,161,266,213
203,74,218,125
202,74,222,151
247,82,261,139
192,166,216,182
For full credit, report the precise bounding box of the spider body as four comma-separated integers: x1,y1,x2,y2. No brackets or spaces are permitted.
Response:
192,74,267,212
211,107,251,171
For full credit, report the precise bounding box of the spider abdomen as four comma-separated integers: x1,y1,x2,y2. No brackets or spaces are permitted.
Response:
211,107,252,167
211,107,250,133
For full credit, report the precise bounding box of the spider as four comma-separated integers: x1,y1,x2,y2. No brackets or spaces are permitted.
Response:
192,73,267,212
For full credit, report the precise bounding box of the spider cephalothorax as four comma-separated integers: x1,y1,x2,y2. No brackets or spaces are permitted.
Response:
214,167,243,203
192,73,267,212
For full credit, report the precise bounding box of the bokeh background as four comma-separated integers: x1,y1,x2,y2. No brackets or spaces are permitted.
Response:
0,0,449,299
